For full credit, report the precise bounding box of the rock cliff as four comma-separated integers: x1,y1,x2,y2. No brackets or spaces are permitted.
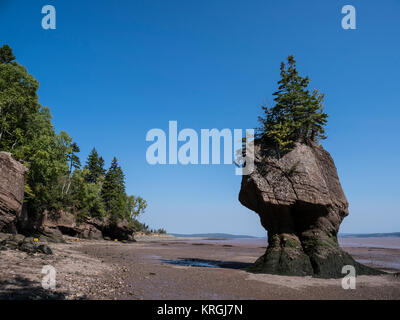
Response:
0,152,27,233
239,141,383,278
0,151,135,242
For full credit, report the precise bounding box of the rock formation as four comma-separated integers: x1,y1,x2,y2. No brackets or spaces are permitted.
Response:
239,141,383,278
0,232,52,254
41,211,135,242
0,151,135,244
0,152,27,233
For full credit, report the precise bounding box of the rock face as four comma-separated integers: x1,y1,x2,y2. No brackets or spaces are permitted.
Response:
0,151,135,244
239,141,383,278
42,211,135,242
0,152,27,233
81,217,136,241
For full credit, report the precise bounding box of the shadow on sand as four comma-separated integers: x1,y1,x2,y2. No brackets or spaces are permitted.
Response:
0,276,73,300
161,258,252,270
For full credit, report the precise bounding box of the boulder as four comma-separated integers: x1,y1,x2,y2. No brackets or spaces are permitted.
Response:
38,226,65,243
102,220,136,241
239,141,383,278
0,152,27,233
76,221,103,240
37,244,53,254
41,211,103,240
42,210,76,231
39,210,135,241
86,218,135,241
19,242,37,254
0,232,11,243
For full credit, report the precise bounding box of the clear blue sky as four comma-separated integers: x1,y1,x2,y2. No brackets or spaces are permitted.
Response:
1,0,399,236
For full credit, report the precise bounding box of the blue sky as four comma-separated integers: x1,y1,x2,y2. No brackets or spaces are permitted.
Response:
1,0,399,236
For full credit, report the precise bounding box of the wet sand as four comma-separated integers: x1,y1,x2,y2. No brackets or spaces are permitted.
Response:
81,236,400,299
1,236,399,299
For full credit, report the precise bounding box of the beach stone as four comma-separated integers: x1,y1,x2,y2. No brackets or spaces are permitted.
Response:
5,240,19,250
19,242,37,254
38,226,65,243
239,141,384,278
0,232,12,243
37,244,52,255
10,233,25,245
23,237,35,244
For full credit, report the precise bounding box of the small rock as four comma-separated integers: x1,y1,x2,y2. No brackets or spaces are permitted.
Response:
19,242,37,254
0,232,12,243
23,237,35,244
11,234,25,245
5,240,19,250
37,244,53,255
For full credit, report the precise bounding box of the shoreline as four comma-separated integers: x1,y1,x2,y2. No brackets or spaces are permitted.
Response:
1,235,399,300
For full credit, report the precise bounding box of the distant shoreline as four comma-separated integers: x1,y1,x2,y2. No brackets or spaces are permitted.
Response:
168,232,400,239
340,232,400,238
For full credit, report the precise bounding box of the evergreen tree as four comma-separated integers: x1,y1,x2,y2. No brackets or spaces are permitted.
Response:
0,45,16,64
258,55,328,151
0,45,40,152
0,44,148,227
84,148,105,183
101,157,126,221
69,168,105,221
0,44,74,216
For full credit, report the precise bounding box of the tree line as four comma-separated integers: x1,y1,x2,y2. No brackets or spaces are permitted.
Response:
0,44,147,229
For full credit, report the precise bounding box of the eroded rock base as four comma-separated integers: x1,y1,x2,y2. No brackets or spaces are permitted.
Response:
249,232,384,278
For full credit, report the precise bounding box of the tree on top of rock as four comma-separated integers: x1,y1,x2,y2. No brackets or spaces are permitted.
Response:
258,55,328,151
84,147,106,183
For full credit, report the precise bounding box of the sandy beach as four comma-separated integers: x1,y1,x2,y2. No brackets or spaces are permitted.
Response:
0,236,399,300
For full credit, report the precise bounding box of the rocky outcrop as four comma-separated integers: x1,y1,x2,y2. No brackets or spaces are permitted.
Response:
239,141,383,278
0,152,27,233
42,211,135,242
99,219,136,242
0,151,135,244
0,232,52,254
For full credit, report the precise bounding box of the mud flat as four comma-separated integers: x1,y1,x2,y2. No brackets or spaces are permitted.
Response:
1,236,399,299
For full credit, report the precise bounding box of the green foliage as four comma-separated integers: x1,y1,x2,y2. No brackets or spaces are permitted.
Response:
0,44,151,230
0,49,40,152
258,55,328,151
155,228,167,234
128,220,151,233
101,157,127,221
84,148,105,183
126,195,147,219
69,168,105,222
0,45,16,64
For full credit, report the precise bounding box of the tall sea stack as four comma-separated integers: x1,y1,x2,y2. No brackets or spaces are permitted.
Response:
239,141,383,278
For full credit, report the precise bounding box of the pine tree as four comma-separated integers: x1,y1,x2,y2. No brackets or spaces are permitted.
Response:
0,45,16,64
84,148,105,183
258,55,328,151
101,157,126,221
